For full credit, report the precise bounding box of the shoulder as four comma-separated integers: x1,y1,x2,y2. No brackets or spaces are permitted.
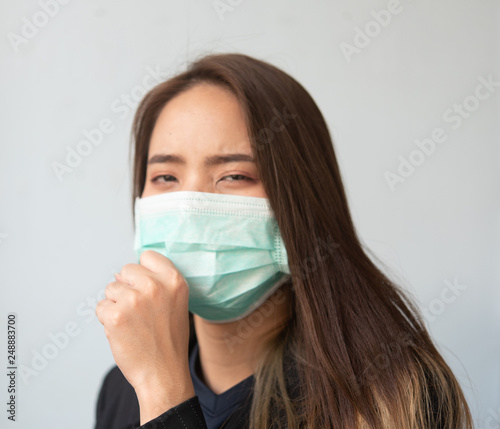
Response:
95,365,140,429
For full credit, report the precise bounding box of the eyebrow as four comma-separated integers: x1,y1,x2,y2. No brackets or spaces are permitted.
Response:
147,153,255,166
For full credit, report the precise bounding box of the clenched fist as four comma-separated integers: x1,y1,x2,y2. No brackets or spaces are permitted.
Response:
96,250,195,424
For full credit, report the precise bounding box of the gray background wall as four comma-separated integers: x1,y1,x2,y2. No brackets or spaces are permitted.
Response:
1,0,498,427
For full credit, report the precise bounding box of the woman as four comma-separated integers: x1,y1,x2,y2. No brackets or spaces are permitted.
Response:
94,53,473,428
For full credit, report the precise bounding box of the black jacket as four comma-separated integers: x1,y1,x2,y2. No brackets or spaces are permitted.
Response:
94,331,252,429
94,331,444,429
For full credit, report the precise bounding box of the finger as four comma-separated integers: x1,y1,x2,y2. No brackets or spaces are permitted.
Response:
118,263,154,287
139,251,187,290
95,299,114,326
105,281,132,302
139,250,178,276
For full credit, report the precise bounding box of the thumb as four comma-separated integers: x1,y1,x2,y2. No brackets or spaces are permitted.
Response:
139,250,179,276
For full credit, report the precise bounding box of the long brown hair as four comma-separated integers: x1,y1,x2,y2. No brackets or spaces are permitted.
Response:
131,53,473,428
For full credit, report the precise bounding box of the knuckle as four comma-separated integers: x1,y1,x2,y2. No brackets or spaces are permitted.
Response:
95,299,108,314
110,310,125,327
169,268,185,288
128,289,141,308
168,270,188,298
139,250,156,265
104,282,115,299
143,277,159,298
95,300,103,317
120,263,135,277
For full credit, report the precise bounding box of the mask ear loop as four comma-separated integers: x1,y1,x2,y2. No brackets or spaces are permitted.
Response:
272,221,290,275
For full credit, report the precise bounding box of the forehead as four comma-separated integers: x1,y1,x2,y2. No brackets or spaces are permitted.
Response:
148,84,252,156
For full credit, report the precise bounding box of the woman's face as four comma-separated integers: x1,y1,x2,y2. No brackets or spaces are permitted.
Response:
141,84,267,199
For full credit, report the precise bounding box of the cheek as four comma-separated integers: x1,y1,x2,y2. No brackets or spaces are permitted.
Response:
238,184,268,199
255,188,268,198
141,176,156,198
141,184,152,198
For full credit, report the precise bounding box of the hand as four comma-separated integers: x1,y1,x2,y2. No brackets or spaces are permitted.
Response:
96,250,195,424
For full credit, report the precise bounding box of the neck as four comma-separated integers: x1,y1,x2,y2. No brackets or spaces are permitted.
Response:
193,287,290,394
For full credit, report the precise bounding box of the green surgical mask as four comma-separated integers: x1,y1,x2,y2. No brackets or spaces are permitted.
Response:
134,191,290,322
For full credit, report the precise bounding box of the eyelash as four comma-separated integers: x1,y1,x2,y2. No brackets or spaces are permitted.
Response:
151,174,253,183
222,174,252,182
152,175,176,183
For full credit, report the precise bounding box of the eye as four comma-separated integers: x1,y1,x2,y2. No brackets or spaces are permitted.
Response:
220,174,252,182
152,174,177,183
